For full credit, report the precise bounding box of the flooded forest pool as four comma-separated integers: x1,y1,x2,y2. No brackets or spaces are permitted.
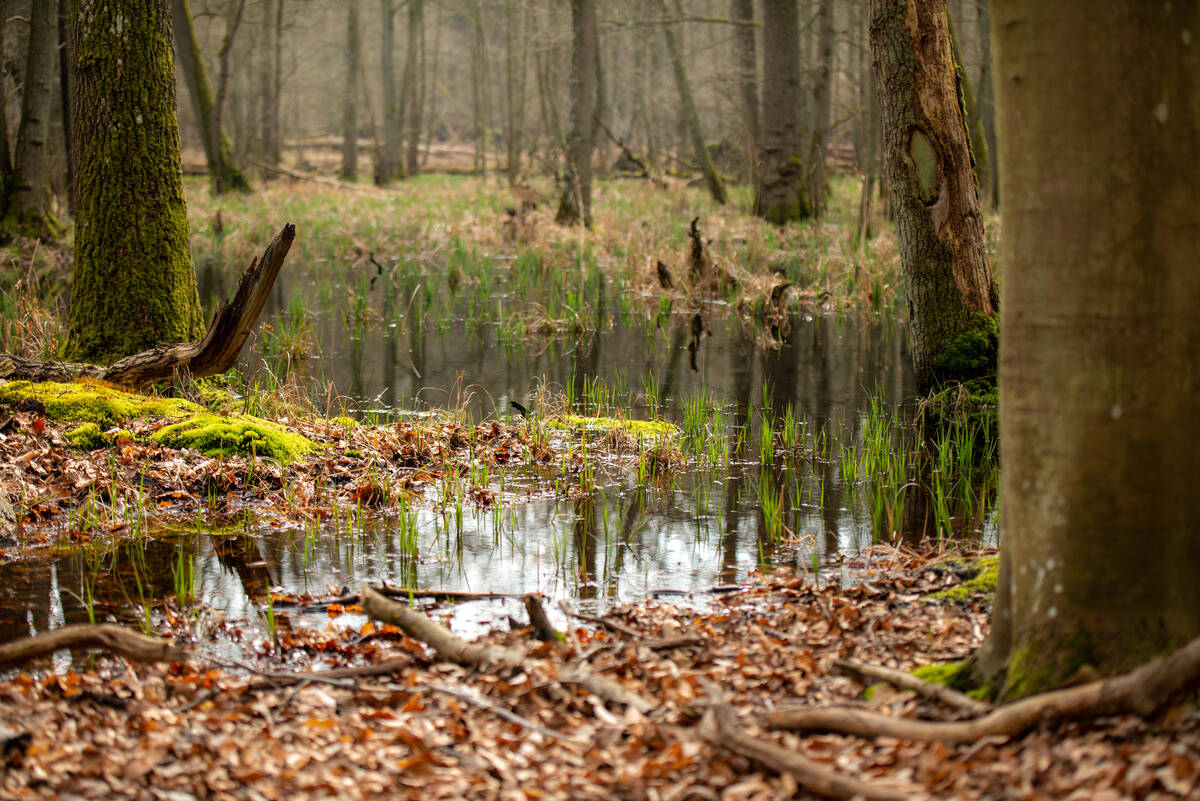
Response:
2,220,999,659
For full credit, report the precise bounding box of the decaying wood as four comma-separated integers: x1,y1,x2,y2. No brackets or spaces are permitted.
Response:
834,658,991,715
361,584,528,669
698,704,910,801
0,224,296,388
767,635,1200,744
362,584,655,713
0,624,188,668
524,594,564,642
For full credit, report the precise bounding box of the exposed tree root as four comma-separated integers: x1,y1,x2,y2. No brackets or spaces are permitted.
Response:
768,636,1200,744
834,658,991,715
361,584,654,713
0,624,187,668
697,704,912,801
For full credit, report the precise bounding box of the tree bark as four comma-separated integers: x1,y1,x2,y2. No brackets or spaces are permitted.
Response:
870,0,995,393
469,0,487,174
657,0,726,205
730,0,758,188
807,0,835,218
3,0,60,239
211,0,247,194
756,0,810,223
65,0,204,364
171,0,249,195
0,0,12,179
341,0,360,182
947,12,989,209
554,0,597,226
977,0,1200,698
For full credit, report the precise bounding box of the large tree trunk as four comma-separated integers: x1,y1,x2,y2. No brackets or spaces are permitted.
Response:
0,0,11,179
259,0,282,165
404,0,424,177
976,0,1200,699
65,0,203,363
340,0,360,182
947,13,989,210
554,0,597,227
870,0,995,394
3,0,59,239
755,0,810,223
171,0,249,194
469,0,487,174
807,0,835,218
730,0,758,188
657,0,726,205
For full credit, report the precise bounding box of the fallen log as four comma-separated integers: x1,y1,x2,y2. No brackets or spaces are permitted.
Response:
766,635,1200,744
834,659,991,716
698,704,910,801
0,624,188,667
361,584,527,669
0,223,296,388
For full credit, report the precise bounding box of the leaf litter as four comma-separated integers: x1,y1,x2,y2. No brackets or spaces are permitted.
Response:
0,545,1196,800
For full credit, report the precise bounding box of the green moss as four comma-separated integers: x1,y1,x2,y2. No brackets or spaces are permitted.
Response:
66,422,107,449
1003,631,1097,700
862,684,878,701
931,312,999,387
331,415,359,430
344,448,363,458
0,380,200,426
912,661,974,691
66,423,137,450
928,556,999,602
151,414,315,463
551,415,680,439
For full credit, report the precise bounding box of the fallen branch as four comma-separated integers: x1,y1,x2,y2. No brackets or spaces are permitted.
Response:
767,635,1200,744
834,659,990,715
0,624,187,668
524,595,565,642
0,224,296,388
361,584,528,669
362,584,654,713
698,704,909,801
377,586,534,603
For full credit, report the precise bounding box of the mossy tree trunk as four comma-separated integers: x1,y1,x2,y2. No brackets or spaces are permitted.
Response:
3,0,60,239
170,0,249,195
974,0,1200,700
65,0,203,364
755,0,810,224
870,0,996,394
657,0,726,206
555,0,597,227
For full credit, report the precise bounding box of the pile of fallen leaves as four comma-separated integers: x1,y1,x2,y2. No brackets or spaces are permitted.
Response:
1,548,1195,800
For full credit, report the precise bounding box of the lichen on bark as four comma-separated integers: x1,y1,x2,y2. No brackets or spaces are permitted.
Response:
65,0,204,364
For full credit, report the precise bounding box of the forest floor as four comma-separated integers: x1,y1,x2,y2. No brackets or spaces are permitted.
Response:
1,544,1197,801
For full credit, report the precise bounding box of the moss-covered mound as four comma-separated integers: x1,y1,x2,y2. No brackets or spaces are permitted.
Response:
151,415,315,463
66,422,135,450
0,379,200,426
552,415,679,439
927,556,999,602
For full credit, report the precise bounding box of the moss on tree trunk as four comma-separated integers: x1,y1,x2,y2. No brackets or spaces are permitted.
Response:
870,0,996,394
65,0,203,364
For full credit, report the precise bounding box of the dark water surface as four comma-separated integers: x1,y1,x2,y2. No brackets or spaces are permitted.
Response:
1,254,998,658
